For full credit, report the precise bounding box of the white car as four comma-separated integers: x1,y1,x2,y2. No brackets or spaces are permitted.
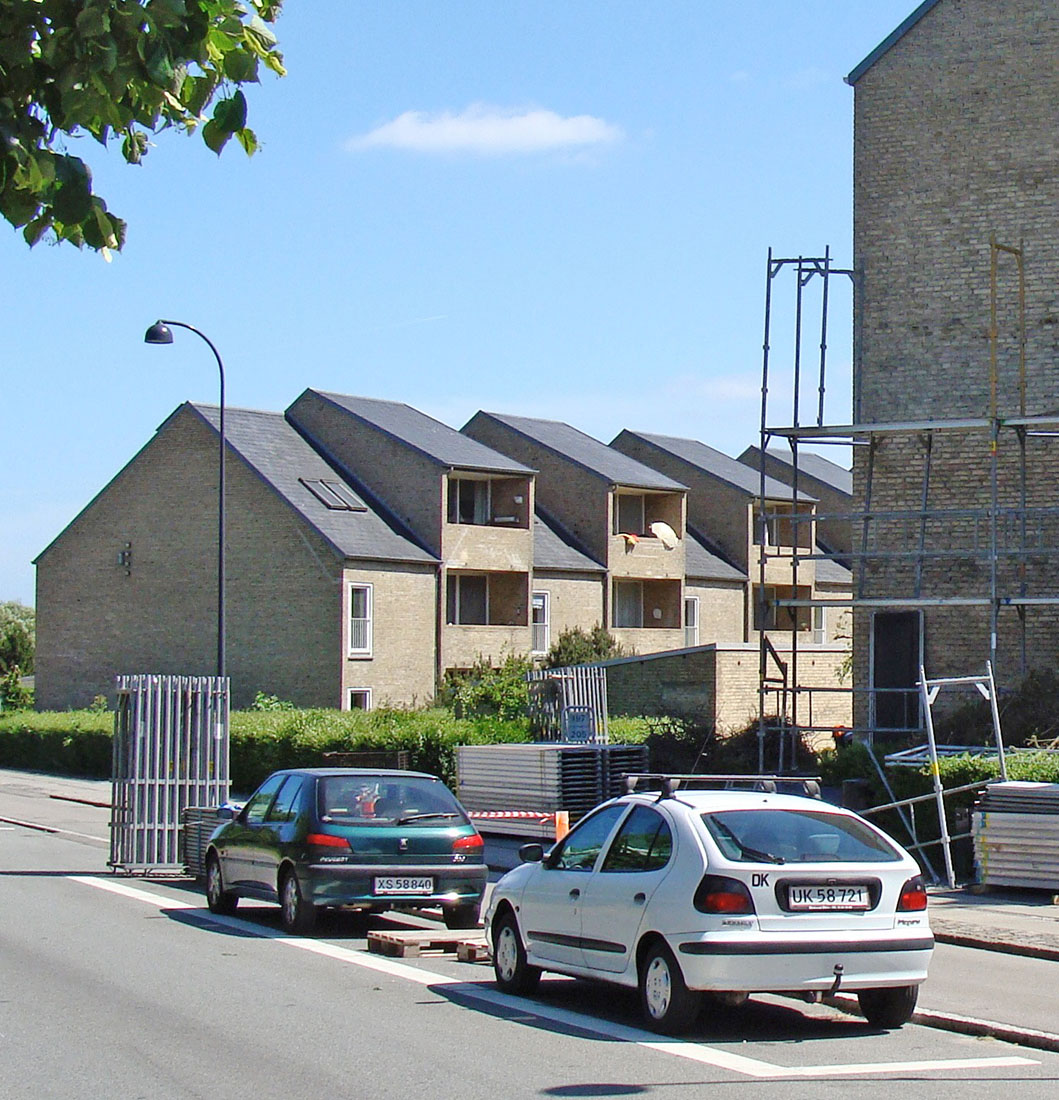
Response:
485,775,933,1034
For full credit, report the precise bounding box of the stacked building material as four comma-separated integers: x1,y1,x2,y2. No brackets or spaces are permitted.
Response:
972,782,1059,890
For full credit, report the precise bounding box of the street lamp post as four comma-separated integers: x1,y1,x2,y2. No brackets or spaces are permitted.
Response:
144,320,227,681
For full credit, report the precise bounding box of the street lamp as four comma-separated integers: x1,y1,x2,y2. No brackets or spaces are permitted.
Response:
144,320,227,681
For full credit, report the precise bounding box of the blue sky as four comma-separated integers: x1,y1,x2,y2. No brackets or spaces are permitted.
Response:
3,1,917,605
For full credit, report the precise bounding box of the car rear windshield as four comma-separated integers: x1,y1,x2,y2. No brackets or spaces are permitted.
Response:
701,808,902,864
317,775,468,827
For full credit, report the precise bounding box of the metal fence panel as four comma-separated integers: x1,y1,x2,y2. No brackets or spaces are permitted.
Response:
527,665,609,743
110,674,229,872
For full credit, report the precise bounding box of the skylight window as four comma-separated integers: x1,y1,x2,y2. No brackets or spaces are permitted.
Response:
300,478,367,511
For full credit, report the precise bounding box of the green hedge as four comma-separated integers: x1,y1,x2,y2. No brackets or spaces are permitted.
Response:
0,707,662,792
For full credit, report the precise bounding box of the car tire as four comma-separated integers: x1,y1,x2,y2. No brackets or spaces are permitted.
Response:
639,942,700,1035
280,869,317,935
204,854,239,916
857,984,918,1028
492,911,541,995
442,903,480,930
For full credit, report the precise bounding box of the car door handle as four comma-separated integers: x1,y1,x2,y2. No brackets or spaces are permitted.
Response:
633,892,647,905
569,888,581,899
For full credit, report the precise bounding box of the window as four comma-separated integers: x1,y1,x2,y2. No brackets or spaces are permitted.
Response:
266,776,304,823
613,580,643,628
614,493,645,535
531,591,550,654
243,773,285,825
601,806,673,873
300,478,367,511
447,574,488,624
813,605,826,644
753,585,777,631
348,688,372,711
348,583,372,656
549,804,627,871
448,478,490,525
684,596,700,647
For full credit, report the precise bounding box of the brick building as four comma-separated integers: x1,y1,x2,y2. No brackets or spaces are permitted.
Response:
846,0,1059,730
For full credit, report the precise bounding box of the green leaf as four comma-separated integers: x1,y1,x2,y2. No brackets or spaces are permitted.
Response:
146,44,175,89
22,214,51,248
52,176,93,226
212,91,248,134
75,7,111,38
201,117,231,155
0,184,41,228
223,48,257,83
235,126,257,155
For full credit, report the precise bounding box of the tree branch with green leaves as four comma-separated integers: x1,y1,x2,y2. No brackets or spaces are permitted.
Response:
0,0,285,253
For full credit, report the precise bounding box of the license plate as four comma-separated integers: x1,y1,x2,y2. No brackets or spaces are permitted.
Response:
373,876,434,896
788,884,870,910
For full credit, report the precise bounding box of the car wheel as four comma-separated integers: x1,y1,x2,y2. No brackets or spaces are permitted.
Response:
442,903,480,930
280,869,317,935
639,942,700,1035
857,984,918,1028
204,854,238,915
492,911,541,994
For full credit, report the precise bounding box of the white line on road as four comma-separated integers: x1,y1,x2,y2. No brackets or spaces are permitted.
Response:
2,816,108,843
69,875,1038,1080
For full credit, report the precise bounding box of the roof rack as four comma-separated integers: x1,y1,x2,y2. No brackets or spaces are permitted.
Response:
624,773,822,799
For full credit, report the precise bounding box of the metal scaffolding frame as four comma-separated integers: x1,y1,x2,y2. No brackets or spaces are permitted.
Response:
753,241,1059,768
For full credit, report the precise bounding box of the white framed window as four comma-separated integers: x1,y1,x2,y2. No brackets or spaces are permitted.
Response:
447,573,489,625
531,591,550,654
348,688,372,711
812,605,827,644
684,596,700,647
613,580,643,628
614,493,646,536
348,583,373,656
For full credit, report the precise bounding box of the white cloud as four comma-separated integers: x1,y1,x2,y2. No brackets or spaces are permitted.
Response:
347,104,623,155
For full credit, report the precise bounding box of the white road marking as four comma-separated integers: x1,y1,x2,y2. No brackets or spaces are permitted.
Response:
2,815,108,843
70,875,1038,1079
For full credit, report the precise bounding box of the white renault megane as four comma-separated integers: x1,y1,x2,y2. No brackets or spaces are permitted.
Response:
485,775,932,1034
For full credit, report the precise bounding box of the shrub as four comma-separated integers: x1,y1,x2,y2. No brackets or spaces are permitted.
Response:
542,625,623,668
438,654,533,720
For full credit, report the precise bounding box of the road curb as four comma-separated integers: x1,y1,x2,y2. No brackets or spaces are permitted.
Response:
826,992,1059,1055
933,929,1059,964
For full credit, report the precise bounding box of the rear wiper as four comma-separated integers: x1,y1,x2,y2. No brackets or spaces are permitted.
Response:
394,811,460,825
713,820,785,864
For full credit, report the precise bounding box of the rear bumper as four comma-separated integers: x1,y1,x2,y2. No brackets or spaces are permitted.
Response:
303,862,487,909
673,930,934,992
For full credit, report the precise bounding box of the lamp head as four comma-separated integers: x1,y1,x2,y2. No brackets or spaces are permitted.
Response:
144,321,173,345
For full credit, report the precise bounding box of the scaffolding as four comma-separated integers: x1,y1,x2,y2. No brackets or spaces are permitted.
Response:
754,240,1059,769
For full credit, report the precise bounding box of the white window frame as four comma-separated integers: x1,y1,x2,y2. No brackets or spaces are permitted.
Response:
348,582,373,657
448,573,490,625
613,580,644,629
753,584,777,632
531,590,550,654
348,688,372,711
684,596,700,647
812,605,826,644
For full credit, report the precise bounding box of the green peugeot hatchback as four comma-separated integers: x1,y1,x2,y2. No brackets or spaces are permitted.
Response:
203,768,486,934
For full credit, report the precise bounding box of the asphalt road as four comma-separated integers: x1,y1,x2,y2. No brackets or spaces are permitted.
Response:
3,773,1059,1098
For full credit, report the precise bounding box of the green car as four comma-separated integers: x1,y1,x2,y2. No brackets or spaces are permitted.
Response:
204,768,486,934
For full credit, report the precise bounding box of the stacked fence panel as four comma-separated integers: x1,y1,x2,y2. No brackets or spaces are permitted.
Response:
973,781,1059,889
110,674,229,872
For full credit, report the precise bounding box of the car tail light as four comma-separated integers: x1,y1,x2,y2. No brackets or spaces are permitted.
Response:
693,874,755,914
306,832,350,849
897,875,928,911
453,832,484,853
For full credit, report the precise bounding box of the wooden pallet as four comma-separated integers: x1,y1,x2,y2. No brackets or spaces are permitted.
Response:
368,928,489,959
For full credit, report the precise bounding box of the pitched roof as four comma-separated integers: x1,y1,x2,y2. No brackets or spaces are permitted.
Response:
533,509,605,573
739,446,852,497
846,0,942,85
617,431,813,502
685,527,746,582
190,404,436,564
306,391,534,475
471,411,686,491
815,542,853,586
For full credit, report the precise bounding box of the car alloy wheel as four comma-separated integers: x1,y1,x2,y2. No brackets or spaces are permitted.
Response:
205,855,238,915
280,870,317,935
492,912,540,995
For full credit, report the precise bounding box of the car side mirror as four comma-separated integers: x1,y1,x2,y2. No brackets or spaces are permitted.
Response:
217,802,242,822
518,842,544,863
